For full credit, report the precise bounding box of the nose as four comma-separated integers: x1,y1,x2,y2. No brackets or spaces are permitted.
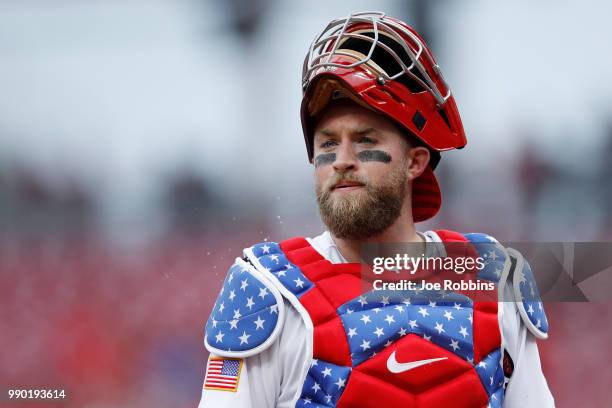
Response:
332,142,358,173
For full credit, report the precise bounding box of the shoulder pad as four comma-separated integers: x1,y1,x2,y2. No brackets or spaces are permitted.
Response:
506,248,549,339
204,257,285,357
463,233,512,285
244,240,315,298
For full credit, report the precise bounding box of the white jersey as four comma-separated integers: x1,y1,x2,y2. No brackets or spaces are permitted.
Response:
198,231,555,408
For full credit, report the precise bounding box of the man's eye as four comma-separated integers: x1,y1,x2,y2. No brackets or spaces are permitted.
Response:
320,140,337,148
359,136,376,144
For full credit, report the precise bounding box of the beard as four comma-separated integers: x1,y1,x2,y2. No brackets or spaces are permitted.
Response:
316,163,408,240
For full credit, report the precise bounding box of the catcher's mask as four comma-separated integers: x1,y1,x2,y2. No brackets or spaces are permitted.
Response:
301,11,467,222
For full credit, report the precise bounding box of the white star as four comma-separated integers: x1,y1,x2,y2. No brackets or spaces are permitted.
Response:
245,297,255,310
402,297,411,305
372,307,381,314
211,318,218,328
478,360,487,369
384,339,393,347
335,377,346,389
294,277,305,288
467,314,473,324
423,334,431,341
395,305,405,313
321,367,332,378
418,307,429,317
240,279,249,291
254,316,265,330
360,314,371,324
276,270,287,277
450,339,459,351
239,331,251,345
443,310,454,321
269,254,279,264
215,331,225,343
384,314,396,325
408,320,418,329
303,397,311,404
488,250,498,261
538,302,543,310
312,382,321,394
218,302,225,313
233,309,242,319
398,327,407,336
228,273,234,283
527,304,534,315
324,394,332,403
454,303,463,310
347,327,358,338
467,357,474,364
358,296,368,307
380,295,390,306
346,308,354,315
311,359,318,367
459,326,468,338
270,304,278,314
374,327,385,338
536,319,542,328
429,301,437,307
494,268,502,278
258,287,269,299
261,244,270,254
284,263,293,269
229,319,238,330
360,339,371,351
434,322,445,334
490,376,494,386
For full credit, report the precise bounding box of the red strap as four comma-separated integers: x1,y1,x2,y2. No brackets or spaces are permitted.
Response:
433,229,469,242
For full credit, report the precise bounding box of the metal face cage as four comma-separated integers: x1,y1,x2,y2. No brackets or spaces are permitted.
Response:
302,11,452,108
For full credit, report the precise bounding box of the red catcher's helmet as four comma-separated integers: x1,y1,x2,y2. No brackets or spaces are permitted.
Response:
301,11,466,222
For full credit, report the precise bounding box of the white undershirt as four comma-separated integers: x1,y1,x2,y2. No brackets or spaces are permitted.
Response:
199,231,555,408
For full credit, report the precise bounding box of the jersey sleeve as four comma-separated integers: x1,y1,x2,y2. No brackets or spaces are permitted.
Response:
500,281,555,407
199,293,310,407
463,234,554,407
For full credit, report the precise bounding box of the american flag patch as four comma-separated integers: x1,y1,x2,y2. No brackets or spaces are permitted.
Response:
204,357,243,392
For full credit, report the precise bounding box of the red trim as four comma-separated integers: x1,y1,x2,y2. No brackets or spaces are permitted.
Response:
279,238,361,365
472,301,501,364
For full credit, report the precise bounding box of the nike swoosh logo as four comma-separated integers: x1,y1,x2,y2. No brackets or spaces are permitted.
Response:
386,351,448,374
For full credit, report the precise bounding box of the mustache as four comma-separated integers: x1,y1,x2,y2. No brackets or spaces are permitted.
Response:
322,172,368,192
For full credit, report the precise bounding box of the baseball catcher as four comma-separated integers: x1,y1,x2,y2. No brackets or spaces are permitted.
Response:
198,12,554,408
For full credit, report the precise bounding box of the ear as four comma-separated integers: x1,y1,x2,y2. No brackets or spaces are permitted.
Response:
406,147,431,180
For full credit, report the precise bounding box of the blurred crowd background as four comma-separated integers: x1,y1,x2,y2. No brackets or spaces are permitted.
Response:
1,1,611,407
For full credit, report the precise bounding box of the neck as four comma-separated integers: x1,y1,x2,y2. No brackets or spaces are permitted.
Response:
330,207,424,263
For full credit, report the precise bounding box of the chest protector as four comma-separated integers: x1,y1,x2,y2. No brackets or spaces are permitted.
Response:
205,230,549,408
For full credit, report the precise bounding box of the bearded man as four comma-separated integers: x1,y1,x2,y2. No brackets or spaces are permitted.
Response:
198,12,554,408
